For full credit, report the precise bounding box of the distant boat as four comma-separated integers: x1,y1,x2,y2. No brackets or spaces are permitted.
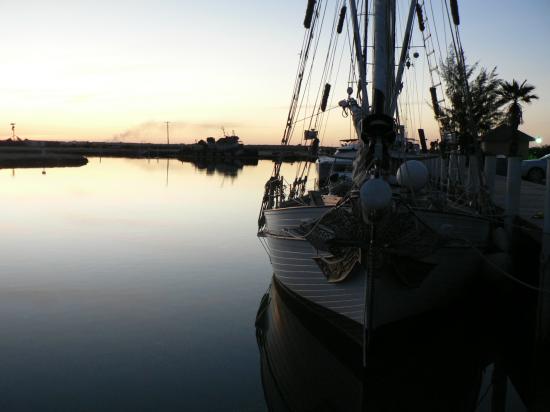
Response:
316,139,358,184
180,132,258,159
317,136,427,193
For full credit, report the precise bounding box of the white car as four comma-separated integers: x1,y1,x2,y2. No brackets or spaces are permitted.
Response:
521,154,550,183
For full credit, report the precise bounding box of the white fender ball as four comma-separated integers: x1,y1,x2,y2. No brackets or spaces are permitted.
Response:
360,178,392,214
397,160,429,191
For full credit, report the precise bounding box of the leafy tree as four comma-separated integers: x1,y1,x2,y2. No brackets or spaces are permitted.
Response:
440,52,502,137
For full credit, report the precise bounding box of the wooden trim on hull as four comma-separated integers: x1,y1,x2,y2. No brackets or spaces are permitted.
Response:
264,205,333,235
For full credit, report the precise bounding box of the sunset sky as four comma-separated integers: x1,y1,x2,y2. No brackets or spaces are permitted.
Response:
0,0,548,145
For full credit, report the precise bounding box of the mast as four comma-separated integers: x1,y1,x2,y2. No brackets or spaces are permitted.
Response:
362,0,369,87
349,0,369,112
372,0,396,115
391,0,417,116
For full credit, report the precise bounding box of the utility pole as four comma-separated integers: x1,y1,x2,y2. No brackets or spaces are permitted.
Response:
165,121,170,145
10,123,15,139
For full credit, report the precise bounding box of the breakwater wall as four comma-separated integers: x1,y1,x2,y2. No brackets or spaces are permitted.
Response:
0,140,335,162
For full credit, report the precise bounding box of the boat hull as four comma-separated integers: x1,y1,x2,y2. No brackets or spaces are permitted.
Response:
261,206,489,330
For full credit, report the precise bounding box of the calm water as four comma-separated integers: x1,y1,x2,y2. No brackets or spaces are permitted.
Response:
0,158,275,411
0,158,545,411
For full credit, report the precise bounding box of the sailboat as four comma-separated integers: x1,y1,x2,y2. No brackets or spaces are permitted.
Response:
258,0,504,335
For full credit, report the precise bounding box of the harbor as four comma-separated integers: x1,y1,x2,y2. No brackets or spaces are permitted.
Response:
1,0,549,411
2,157,548,411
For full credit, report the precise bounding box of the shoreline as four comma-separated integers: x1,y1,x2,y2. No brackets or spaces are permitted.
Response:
0,139,335,169
0,139,334,160
0,150,88,169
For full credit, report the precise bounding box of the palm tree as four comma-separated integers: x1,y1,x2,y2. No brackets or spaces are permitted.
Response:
497,79,539,156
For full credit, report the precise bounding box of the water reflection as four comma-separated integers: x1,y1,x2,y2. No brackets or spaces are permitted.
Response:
183,158,259,178
1,157,547,411
0,158,274,411
256,277,548,411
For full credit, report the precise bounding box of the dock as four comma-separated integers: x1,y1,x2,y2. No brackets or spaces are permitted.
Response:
423,154,550,372
493,175,547,231
422,155,548,234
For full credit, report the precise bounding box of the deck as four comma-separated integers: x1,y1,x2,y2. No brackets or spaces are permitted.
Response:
320,176,549,231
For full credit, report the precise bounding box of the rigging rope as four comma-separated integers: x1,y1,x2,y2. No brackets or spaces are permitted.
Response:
320,17,350,146
292,0,367,194
293,0,333,195
309,0,343,131
297,0,329,145
265,0,327,212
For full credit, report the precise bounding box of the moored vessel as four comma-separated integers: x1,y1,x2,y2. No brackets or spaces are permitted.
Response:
258,0,506,335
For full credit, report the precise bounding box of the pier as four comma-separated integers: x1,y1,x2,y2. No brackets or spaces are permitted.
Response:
422,155,549,233
493,175,547,231
424,156,550,338
422,154,550,409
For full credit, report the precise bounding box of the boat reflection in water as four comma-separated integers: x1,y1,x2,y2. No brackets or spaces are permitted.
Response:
255,277,544,411
183,158,258,178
